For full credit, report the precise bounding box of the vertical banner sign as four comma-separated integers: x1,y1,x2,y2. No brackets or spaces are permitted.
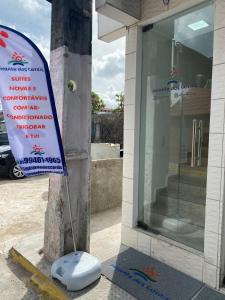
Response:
0,25,67,176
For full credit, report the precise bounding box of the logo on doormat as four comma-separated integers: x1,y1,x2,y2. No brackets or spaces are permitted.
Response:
111,263,170,300
130,266,160,283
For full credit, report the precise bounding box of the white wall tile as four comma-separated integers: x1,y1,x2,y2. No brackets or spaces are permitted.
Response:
209,100,225,133
204,231,219,266
221,138,225,167
125,52,137,80
219,201,224,235
124,104,135,130
215,0,225,30
217,235,222,269
122,201,133,227
208,134,223,167
151,238,203,281
125,78,136,106
121,225,138,249
212,64,225,100
124,129,135,155
214,27,225,65
123,177,134,204
206,166,222,201
203,262,218,289
137,232,151,255
126,26,137,55
220,168,225,202
205,198,220,234
123,154,134,179
216,268,222,289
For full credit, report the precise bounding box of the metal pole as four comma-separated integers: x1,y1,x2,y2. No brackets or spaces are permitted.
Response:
65,176,76,252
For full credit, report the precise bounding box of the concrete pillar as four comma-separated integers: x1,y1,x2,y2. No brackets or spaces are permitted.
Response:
44,0,92,261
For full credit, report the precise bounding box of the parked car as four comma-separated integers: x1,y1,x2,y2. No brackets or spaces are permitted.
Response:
0,134,25,179
0,132,9,146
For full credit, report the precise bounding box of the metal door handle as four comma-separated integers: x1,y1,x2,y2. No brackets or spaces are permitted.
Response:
191,119,197,167
197,120,203,167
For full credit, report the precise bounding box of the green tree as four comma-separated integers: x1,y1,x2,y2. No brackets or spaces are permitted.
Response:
114,92,125,112
91,91,105,113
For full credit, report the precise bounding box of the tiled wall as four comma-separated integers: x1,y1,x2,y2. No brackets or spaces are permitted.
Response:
121,26,137,229
122,0,225,290
204,0,225,289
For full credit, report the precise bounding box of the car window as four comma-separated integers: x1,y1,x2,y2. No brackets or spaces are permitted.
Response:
0,133,9,146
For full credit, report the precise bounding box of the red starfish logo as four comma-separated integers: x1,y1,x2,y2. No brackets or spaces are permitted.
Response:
143,267,160,278
33,145,44,152
0,30,9,48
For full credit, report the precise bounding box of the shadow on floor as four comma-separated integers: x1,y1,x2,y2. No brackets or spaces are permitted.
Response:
6,250,103,300
6,256,39,300
90,206,122,234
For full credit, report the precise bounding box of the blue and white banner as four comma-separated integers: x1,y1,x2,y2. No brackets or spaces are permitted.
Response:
0,25,67,176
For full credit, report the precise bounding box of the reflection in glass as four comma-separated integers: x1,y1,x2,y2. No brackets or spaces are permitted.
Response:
138,2,214,251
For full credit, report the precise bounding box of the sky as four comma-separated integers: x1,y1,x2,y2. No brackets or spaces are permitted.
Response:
0,0,125,108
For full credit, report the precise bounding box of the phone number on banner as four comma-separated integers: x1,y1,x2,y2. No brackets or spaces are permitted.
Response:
17,157,62,164
22,166,63,171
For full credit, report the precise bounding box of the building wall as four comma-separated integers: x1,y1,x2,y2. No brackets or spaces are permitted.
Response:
91,158,122,213
91,143,120,160
141,0,207,21
142,0,180,20
121,0,225,290
97,14,126,42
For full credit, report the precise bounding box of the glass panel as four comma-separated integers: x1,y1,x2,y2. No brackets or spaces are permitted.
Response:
138,2,214,251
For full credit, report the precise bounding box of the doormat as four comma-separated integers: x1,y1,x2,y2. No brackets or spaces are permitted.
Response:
102,246,204,300
194,287,225,300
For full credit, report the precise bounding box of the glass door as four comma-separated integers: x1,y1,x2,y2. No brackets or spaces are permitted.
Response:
138,2,214,251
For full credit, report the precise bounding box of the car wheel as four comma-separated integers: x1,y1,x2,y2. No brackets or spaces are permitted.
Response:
8,162,25,180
